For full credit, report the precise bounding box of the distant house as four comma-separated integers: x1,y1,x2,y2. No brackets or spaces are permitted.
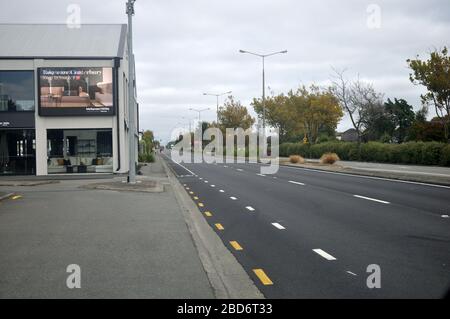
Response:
337,128,359,142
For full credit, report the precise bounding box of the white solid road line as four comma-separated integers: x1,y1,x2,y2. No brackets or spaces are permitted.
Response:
271,222,286,230
246,206,255,211
353,195,390,204
313,249,337,261
162,153,196,176
257,173,266,177
283,165,450,189
289,180,305,186
230,197,237,200
346,271,358,276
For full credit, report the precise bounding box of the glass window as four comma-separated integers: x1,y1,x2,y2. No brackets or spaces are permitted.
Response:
0,71,35,112
47,129,113,174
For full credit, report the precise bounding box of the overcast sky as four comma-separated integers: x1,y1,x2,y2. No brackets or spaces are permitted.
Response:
1,0,449,143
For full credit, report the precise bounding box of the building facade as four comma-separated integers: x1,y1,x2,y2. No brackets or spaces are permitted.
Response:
0,24,138,176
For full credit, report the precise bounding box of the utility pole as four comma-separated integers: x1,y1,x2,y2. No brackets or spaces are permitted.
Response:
126,0,136,183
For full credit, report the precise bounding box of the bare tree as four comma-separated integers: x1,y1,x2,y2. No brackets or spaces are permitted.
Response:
331,68,384,144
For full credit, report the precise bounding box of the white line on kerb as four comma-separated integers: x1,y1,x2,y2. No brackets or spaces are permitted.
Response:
313,249,337,261
271,222,286,230
246,206,255,211
288,180,305,186
353,195,390,204
230,197,237,200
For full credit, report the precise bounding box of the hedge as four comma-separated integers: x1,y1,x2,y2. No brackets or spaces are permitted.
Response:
279,141,450,166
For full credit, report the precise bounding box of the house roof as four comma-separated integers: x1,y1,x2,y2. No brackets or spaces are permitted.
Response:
0,24,127,59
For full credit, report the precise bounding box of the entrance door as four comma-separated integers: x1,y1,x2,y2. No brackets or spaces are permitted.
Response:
0,129,36,175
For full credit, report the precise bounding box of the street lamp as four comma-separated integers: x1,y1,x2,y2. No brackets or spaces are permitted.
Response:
189,107,210,125
239,49,287,132
203,91,232,124
182,116,195,133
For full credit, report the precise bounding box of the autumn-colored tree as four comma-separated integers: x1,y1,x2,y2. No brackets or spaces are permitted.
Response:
407,47,450,142
287,86,343,144
252,93,298,143
218,96,255,131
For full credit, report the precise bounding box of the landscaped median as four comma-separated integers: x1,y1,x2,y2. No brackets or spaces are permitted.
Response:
280,141,450,166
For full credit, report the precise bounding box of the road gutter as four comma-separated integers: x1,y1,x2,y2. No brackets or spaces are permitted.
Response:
160,154,264,299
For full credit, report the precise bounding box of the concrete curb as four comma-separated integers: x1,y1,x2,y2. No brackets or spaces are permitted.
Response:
0,193,14,201
160,154,264,299
280,162,450,186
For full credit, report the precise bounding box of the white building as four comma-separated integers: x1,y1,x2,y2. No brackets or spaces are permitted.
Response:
0,24,138,176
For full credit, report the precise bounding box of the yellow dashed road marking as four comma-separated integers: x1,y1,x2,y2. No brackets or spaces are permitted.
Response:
205,211,212,217
194,196,199,200
215,223,224,230
189,191,194,195
11,195,22,200
198,203,204,207
230,241,243,251
253,269,273,285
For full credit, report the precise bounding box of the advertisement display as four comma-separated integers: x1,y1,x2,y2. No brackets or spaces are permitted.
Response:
38,67,115,116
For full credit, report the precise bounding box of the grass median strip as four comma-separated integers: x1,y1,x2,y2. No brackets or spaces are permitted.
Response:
253,269,273,286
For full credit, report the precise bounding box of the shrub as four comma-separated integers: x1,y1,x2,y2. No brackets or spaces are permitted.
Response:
139,152,155,163
289,155,305,164
440,145,450,166
279,141,450,166
320,152,340,164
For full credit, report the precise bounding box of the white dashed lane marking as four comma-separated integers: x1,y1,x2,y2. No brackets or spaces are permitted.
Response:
246,206,255,212
313,249,337,261
230,197,237,200
288,180,305,186
353,195,390,204
271,222,286,230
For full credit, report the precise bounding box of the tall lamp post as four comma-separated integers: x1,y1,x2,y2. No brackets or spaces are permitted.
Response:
203,91,232,124
189,107,210,126
239,49,287,132
126,0,137,183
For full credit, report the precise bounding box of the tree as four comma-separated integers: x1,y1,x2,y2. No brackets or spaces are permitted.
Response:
252,93,299,143
287,86,343,144
384,98,415,143
407,47,450,141
218,96,255,131
331,68,384,144
141,130,154,154
360,101,394,142
252,86,343,144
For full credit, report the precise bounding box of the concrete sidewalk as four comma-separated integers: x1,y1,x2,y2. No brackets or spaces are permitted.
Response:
0,157,214,298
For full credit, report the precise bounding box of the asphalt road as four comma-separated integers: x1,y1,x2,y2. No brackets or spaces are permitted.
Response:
163,153,450,298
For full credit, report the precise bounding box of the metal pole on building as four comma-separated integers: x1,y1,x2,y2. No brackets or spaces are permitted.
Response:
126,0,136,183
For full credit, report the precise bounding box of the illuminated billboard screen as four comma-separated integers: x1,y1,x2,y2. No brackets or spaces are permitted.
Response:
38,67,115,116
